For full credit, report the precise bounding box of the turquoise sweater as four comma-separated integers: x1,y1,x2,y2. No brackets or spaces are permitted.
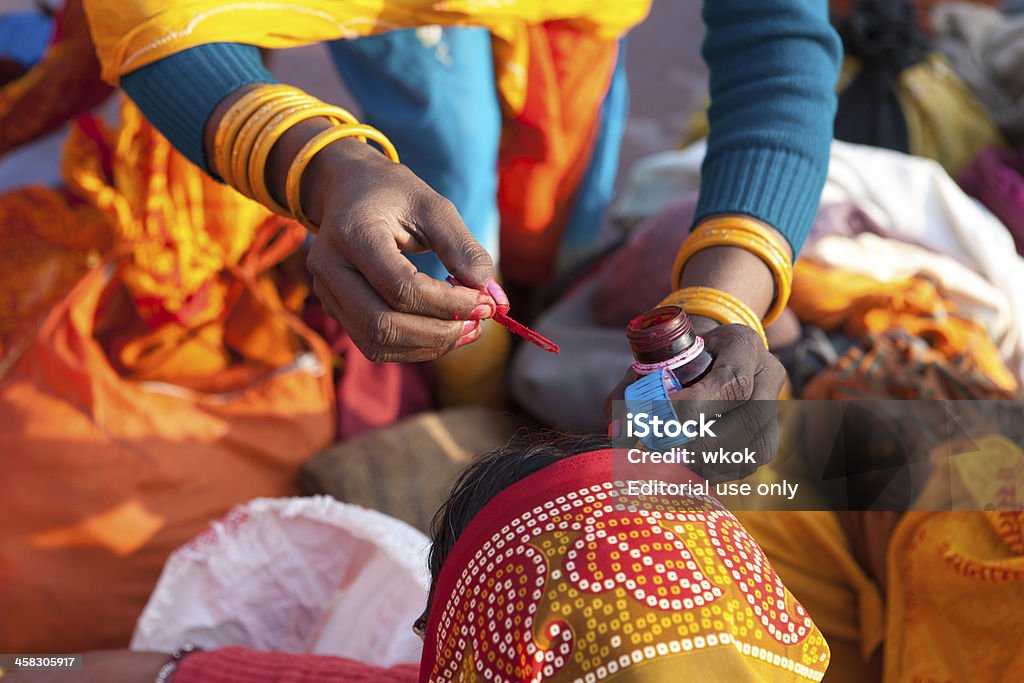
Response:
121,0,841,255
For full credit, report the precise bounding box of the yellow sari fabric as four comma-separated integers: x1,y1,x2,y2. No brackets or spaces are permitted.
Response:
737,436,1024,682
884,435,1024,680
81,0,650,112
72,98,275,328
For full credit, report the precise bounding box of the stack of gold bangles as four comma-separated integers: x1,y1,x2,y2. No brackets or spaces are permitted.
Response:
212,84,399,232
658,217,794,349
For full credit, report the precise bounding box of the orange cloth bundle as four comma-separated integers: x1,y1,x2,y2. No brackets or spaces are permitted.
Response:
0,184,111,353
0,253,335,652
0,94,304,378
790,260,1018,392
0,59,334,655
81,99,277,329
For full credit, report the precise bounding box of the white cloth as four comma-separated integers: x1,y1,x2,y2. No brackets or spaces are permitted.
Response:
609,139,1024,376
511,140,1024,429
130,496,429,667
610,143,708,230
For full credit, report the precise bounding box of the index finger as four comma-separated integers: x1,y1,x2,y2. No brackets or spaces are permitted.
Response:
334,223,496,321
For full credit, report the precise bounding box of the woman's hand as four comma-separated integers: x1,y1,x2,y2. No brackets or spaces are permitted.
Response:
605,314,786,415
682,316,787,401
670,318,784,481
607,316,785,481
207,86,508,363
299,136,503,362
2,651,165,683
605,213,791,477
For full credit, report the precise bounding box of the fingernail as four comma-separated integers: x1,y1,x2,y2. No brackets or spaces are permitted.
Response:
486,279,510,313
455,326,481,348
461,320,480,336
469,303,494,321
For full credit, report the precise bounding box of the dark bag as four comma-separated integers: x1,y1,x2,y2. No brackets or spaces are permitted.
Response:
833,0,929,153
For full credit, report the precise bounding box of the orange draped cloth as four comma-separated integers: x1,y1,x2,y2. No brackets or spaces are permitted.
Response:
497,23,619,284
0,98,301,379
789,260,1018,393
0,41,334,654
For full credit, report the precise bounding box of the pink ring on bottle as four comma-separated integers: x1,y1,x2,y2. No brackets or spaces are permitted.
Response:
631,335,706,375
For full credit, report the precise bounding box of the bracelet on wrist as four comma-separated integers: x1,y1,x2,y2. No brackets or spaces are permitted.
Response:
671,216,793,326
154,644,203,683
212,84,399,231
284,124,399,233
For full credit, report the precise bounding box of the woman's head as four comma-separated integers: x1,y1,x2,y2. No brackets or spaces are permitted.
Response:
415,432,610,635
415,434,829,682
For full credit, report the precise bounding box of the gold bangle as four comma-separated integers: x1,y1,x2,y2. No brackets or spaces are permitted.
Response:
285,124,400,232
688,228,793,322
671,217,793,326
213,85,296,181
247,103,358,215
213,85,300,183
700,218,793,321
659,286,769,349
230,92,308,198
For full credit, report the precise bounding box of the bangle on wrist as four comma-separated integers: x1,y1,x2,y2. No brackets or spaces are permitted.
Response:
213,84,298,182
247,103,356,214
212,84,398,231
659,286,769,349
284,124,399,232
671,217,793,326
154,644,202,683
229,92,308,198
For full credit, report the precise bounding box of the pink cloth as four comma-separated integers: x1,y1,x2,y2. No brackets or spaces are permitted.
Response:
592,194,697,327
959,145,1024,257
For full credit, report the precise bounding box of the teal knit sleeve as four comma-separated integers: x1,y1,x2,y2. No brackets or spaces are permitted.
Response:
120,43,277,174
697,0,842,256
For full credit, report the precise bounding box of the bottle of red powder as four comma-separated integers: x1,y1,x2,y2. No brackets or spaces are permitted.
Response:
626,305,713,389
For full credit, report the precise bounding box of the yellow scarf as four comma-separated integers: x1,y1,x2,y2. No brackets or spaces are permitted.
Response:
81,0,650,112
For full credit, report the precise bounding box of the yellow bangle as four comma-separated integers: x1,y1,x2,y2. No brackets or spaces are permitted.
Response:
659,286,768,349
213,85,300,183
285,124,400,233
689,227,793,322
230,92,308,198
671,217,793,326
247,103,358,215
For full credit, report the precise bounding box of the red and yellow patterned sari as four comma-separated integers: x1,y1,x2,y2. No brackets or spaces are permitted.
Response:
421,449,831,682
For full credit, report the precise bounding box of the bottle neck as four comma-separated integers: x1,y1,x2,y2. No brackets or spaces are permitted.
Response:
627,305,699,366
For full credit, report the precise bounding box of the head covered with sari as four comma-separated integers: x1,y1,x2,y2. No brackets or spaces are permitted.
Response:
419,436,831,682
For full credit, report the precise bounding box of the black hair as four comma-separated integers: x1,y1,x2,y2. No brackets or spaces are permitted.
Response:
413,431,610,635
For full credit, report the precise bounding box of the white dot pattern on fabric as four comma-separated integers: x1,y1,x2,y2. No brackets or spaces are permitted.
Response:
428,482,827,682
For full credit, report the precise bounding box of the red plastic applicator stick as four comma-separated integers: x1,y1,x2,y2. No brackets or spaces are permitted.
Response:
446,276,560,354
